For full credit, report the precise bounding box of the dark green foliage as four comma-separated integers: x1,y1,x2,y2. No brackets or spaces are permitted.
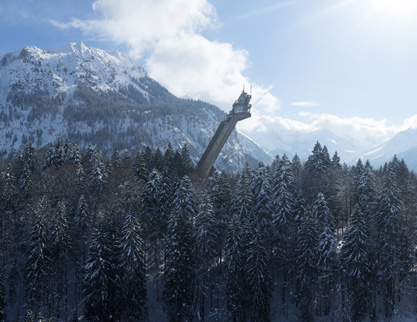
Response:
0,273,6,322
133,152,148,181
118,211,147,321
180,144,193,175
374,167,412,318
341,205,371,321
83,222,121,322
294,211,317,322
26,200,51,305
163,176,196,322
0,140,416,321
225,214,246,321
245,223,272,322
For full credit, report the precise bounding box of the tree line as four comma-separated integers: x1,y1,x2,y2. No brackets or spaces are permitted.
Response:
0,140,416,321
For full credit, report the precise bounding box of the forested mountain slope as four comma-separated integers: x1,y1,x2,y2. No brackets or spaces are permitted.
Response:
0,42,270,172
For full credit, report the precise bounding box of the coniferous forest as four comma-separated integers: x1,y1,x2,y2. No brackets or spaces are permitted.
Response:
0,139,416,322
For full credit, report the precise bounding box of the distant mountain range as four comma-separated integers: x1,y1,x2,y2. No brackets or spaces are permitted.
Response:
242,124,417,170
362,128,417,170
0,42,416,171
0,42,270,173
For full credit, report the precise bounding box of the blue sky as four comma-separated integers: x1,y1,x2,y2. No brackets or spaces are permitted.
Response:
2,0,417,145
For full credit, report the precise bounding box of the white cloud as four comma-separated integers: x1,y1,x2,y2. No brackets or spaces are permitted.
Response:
147,33,249,110
291,101,319,107
239,111,408,152
403,115,417,129
51,0,280,114
53,0,217,57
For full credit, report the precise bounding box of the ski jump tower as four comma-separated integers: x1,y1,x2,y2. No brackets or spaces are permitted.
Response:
196,90,252,179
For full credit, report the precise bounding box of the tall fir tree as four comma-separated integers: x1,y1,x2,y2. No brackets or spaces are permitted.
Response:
341,205,371,321
294,211,317,322
118,211,147,321
375,167,411,318
83,222,120,321
195,196,218,320
133,152,148,181
225,214,246,322
163,176,196,322
26,201,51,307
244,222,272,322
50,201,71,319
270,154,296,311
312,193,336,316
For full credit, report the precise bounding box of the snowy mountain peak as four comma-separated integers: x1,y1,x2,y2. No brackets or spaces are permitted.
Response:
55,41,89,55
0,42,148,102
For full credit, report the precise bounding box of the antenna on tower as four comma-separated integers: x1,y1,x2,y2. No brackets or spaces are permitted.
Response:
250,84,252,94
243,83,245,92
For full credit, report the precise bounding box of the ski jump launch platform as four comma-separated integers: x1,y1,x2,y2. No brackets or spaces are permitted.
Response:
196,90,252,179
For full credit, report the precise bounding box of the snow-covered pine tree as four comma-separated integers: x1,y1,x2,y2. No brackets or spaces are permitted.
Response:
230,164,254,223
291,154,303,188
271,154,296,237
341,204,370,321
350,158,364,208
133,152,148,181
312,193,334,232
118,211,147,321
208,171,231,230
375,166,411,319
110,149,122,169
225,214,246,321
88,149,108,193
18,142,35,173
42,143,55,170
312,193,336,316
74,195,88,231
244,222,272,322
1,163,17,233
180,144,193,176
163,143,175,172
163,176,196,321
195,195,218,320
83,222,120,321
269,155,280,178
270,154,297,310
138,170,160,240
18,162,32,201
156,171,174,238
50,201,71,319
67,142,82,165
207,171,232,308
26,201,51,307
294,210,317,322
171,150,183,176
303,142,331,203
52,140,65,168
251,163,272,235
51,201,71,262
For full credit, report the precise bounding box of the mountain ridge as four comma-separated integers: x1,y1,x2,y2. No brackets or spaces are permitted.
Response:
0,42,271,172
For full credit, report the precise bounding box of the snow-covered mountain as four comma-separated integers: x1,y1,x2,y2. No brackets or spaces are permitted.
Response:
363,128,417,170
0,42,271,172
242,127,366,164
